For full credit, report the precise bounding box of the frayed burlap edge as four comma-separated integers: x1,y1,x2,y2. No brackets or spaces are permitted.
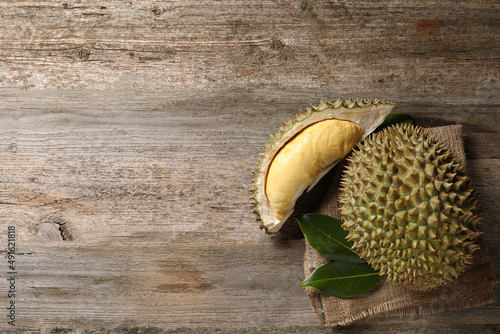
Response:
303,125,498,326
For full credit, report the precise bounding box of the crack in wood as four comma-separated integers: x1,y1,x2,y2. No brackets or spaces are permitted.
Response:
82,12,107,16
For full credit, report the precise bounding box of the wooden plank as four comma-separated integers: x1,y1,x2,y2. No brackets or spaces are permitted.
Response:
0,1,497,96
0,89,498,243
8,239,320,330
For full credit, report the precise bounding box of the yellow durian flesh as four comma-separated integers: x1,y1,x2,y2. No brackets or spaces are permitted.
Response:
266,119,363,220
251,99,396,233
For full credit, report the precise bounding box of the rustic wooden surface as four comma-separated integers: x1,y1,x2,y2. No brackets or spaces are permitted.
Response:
0,1,499,333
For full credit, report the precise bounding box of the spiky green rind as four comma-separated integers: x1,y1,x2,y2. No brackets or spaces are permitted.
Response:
339,124,483,291
250,98,395,233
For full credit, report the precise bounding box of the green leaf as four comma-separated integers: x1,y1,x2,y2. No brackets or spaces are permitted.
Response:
297,213,364,263
375,113,414,132
300,261,381,298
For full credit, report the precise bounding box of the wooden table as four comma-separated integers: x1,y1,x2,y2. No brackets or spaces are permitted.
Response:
0,1,498,333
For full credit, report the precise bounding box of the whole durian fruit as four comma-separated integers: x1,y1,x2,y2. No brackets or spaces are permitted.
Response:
339,124,483,291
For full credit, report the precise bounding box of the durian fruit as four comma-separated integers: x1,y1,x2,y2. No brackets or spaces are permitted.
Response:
251,99,395,233
339,124,483,291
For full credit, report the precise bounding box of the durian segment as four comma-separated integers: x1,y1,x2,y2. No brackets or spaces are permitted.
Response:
339,124,483,291
251,98,395,233
266,119,363,221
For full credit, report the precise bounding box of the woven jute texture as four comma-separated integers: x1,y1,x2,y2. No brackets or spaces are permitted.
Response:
303,125,497,326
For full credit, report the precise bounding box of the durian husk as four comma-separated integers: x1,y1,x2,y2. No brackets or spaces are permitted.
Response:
251,98,395,233
339,124,483,291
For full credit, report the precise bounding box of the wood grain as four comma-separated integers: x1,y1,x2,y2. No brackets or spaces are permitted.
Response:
0,0,499,333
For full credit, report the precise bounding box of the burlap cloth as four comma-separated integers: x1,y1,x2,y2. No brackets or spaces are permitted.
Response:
303,125,498,326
